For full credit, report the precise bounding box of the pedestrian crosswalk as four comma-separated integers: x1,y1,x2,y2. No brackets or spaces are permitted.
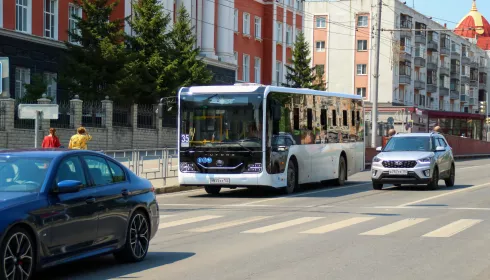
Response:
159,214,485,239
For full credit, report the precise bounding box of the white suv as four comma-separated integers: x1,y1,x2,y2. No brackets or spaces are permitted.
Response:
371,133,455,190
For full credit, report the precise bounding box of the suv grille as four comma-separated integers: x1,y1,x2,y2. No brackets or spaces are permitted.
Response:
382,160,417,168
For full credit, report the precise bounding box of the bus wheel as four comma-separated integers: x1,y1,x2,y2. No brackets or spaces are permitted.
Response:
204,186,221,195
284,160,297,194
335,156,346,186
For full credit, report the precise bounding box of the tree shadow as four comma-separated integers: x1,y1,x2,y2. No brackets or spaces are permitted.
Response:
37,251,195,280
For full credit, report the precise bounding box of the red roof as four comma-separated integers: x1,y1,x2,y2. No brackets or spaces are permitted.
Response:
455,15,490,38
477,37,490,50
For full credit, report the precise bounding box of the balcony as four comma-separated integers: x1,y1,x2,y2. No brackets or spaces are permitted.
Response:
480,81,487,89
440,44,450,56
470,97,476,105
427,40,438,51
427,57,437,70
450,88,460,100
415,79,426,90
470,60,479,68
470,80,478,87
399,74,411,85
440,64,450,76
462,55,471,65
450,68,460,80
460,94,468,103
439,87,449,96
399,46,412,61
451,48,461,58
415,34,426,44
460,75,469,84
400,20,412,38
480,65,487,73
414,56,426,67
427,83,437,93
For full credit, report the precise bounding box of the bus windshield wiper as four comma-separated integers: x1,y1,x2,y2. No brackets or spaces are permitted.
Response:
212,142,254,154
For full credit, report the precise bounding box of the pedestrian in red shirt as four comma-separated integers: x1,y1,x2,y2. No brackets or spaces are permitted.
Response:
42,128,61,148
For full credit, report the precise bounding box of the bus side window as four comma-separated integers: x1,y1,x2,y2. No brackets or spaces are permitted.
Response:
320,109,327,129
293,108,300,130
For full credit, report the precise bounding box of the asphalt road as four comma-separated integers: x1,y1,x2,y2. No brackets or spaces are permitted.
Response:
39,157,490,280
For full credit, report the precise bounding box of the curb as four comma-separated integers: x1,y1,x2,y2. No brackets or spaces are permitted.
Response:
155,185,202,194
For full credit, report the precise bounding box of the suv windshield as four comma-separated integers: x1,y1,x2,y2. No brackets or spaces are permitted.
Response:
179,93,263,150
383,136,432,152
0,157,52,192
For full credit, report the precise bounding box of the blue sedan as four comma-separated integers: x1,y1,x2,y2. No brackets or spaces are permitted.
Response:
0,149,160,280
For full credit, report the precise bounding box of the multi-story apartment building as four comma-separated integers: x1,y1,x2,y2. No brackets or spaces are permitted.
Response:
0,0,304,101
304,0,490,140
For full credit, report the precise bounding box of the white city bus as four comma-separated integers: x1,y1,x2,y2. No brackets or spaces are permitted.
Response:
178,84,365,195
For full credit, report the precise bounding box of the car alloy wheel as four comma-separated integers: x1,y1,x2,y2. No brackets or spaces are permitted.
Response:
130,214,150,259
3,232,33,280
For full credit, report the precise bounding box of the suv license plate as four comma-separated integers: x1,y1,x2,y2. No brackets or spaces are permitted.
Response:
210,178,230,184
389,170,408,175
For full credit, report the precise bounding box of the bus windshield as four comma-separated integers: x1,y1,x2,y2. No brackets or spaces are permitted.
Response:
179,93,264,150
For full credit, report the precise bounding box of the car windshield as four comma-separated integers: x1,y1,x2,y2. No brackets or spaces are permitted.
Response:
179,93,263,151
383,136,432,152
0,157,52,192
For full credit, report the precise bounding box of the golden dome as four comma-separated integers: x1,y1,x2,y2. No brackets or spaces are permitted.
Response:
455,0,490,38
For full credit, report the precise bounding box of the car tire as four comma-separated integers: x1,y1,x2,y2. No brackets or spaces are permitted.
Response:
335,156,347,186
444,164,455,187
283,160,298,194
0,227,36,280
114,210,150,263
427,167,439,190
372,183,383,190
204,186,221,195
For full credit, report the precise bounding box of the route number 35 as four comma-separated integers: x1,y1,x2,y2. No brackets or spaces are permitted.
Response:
181,134,190,143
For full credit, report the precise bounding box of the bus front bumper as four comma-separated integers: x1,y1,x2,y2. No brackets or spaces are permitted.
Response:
179,172,287,188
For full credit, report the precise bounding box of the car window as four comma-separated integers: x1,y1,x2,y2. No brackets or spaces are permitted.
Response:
286,138,294,146
107,160,126,183
0,157,52,192
438,138,448,147
83,156,114,186
56,157,87,187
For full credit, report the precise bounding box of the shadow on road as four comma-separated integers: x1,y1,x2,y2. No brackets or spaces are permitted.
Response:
37,251,195,280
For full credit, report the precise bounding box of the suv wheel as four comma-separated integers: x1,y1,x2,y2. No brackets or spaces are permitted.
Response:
428,167,439,190
372,182,383,190
445,164,455,187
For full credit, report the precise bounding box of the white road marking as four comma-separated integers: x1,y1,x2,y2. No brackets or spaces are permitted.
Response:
360,218,428,236
397,182,490,207
242,217,324,233
422,219,483,238
188,216,270,233
301,217,376,234
458,163,490,170
160,215,174,219
158,215,222,229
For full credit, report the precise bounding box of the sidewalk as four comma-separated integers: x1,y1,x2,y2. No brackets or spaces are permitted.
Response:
149,176,202,194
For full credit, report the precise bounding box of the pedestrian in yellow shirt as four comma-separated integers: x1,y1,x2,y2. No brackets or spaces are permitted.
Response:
68,127,92,150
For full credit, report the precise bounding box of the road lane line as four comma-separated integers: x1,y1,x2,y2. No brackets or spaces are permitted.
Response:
422,219,483,238
160,215,175,219
188,216,270,232
360,218,428,236
158,215,222,229
301,217,376,234
397,182,490,207
242,217,324,233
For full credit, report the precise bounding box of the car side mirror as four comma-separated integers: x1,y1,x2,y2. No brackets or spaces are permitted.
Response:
435,146,445,152
376,146,382,152
56,180,83,194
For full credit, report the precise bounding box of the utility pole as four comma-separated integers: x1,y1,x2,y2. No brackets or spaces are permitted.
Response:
371,0,382,148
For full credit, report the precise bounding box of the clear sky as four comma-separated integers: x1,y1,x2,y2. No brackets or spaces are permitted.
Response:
410,0,490,29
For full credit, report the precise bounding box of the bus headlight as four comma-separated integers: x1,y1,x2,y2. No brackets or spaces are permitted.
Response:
244,163,262,173
180,162,198,173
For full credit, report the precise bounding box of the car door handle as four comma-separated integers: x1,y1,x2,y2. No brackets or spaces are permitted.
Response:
86,197,96,204
121,189,130,197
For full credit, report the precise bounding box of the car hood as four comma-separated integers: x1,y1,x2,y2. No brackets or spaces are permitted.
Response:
0,192,39,211
377,151,434,161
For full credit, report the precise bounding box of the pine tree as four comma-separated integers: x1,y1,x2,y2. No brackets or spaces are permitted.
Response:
168,5,213,92
283,32,317,89
59,0,128,102
123,0,175,104
23,73,48,101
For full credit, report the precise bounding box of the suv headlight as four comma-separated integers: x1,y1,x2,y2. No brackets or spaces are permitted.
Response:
373,156,382,163
418,157,432,163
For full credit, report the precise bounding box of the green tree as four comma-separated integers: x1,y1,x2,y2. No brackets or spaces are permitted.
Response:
123,0,175,104
313,66,326,91
59,0,128,102
283,32,318,89
168,5,213,92
23,73,48,101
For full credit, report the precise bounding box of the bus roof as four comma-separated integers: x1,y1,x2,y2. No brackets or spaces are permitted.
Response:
180,85,363,100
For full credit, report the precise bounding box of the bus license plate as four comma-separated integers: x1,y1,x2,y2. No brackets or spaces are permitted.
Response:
389,169,408,175
210,178,230,184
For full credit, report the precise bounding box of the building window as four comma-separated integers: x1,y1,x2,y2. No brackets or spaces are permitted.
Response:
357,15,368,27
44,72,57,103
69,4,81,43
243,13,250,35
254,17,261,39
15,67,30,99
286,25,292,45
234,9,238,32
276,61,282,85
316,17,326,28
276,22,283,42
254,57,261,83
316,41,325,52
357,64,367,75
16,0,30,32
44,0,56,39
243,54,250,82
234,52,238,80
357,87,366,97
357,40,367,51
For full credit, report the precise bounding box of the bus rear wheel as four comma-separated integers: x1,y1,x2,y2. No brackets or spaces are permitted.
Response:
204,186,221,195
284,160,298,194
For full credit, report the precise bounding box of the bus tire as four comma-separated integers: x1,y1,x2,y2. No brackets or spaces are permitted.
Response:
204,186,221,195
335,156,347,186
284,160,298,194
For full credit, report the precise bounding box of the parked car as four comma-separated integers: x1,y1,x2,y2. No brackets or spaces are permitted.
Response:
0,149,159,280
370,132,455,190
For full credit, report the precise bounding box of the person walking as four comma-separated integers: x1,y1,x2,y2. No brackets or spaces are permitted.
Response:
41,128,61,148
433,126,441,133
68,127,92,150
